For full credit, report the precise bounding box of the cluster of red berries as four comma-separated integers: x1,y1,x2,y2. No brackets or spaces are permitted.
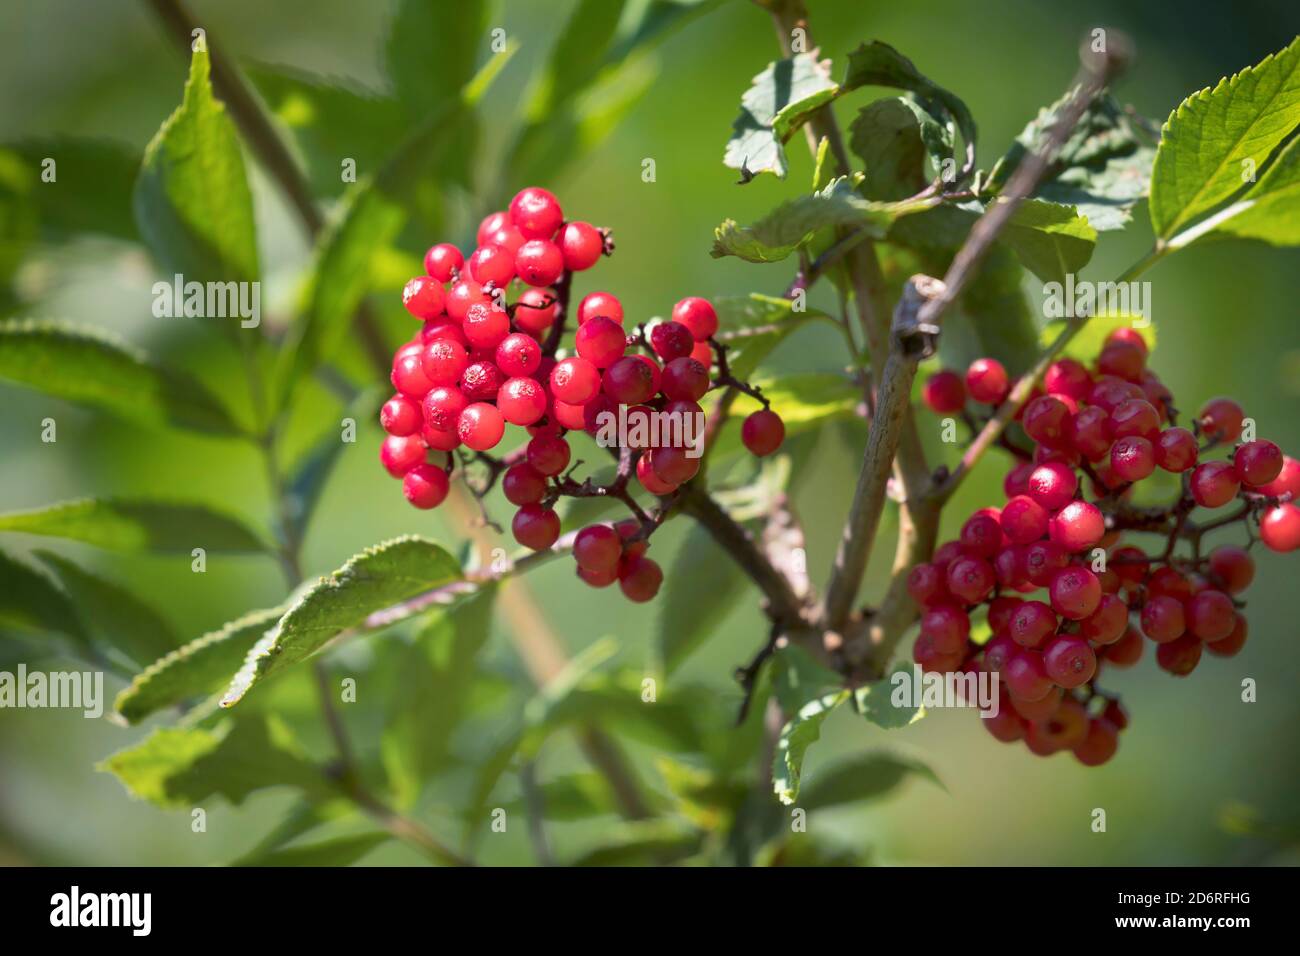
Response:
912,328,1298,765
378,186,786,602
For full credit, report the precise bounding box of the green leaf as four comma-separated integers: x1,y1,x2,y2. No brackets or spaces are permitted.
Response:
712,177,925,262
724,53,839,180
133,49,258,284
657,522,747,675
220,537,461,707
997,198,1097,283
502,772,622,822
714,294,824,381
800,752,943,812
0,320,242,436
1149,37,1300,240
386,0,488,115
568,818,703,866
849,95,954,200
286,387,386,540
853,663,926,729
228,798,354,866
98,715,330,809
5,138,140,241
1193,134,1300,246
525,0,628,121
1039,314,1156,359
0,498,267,554
841,41,977,180
953,245,1039,375
34,551,178,668
533,670,709,754
113,606,284,724
773,690,849,805
987,89,1155,231
236,832,390,867
0,549,86,646
381,587,496,808
771,644,843,715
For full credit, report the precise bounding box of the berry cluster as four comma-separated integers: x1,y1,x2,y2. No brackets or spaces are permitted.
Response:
379,186,786,602
913,330,1298,765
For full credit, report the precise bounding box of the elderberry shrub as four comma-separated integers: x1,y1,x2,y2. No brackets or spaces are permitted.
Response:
915,336,1298,765
379,187,787,603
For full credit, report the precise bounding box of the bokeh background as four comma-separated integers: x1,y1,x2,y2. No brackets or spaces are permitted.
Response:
1,0,1297,866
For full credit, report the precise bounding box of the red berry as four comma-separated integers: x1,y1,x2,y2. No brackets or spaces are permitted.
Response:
671,297,718,341
1009,600,1056,648
984,697,1028,743
1003,462,1035,499
1106,327,1149,358
1186,589,1235,641
402,463,449,509
1072,719,1119,766
445,279,486,322
421,338,470,386
1148,567,1193,601
558,221,603,271
1044,358,1092,402
486,223,526,256
1042,633,1096,687
1026,461,1078,511
509,187,563,240
462,301,511,350
421,422,461,451
1208,545,1254,594
1066,406,1113,461
1190,460,1240,508
575,316,627,368
502,462,547,506
1049,500,1104,552
460,360,504,402
493,333,540,378
1261,503,1300,552
1109,435,1155,483
1255,455,1300,500
574,524,623,573
421,318,468,347
922,370,966,413
1140,594,1186,643
380,434,427,477
1197,397,1244,444
512,503,560,551
983,635,1019,674
1206,613,1247,657
424,243,463,282
993,545,1030,590
1098,342,1144,382
618,555,663,602
988,596,1022,633
477,211,508,247
1088,377,1144,414
1024,540,1069,587
549,357,601,405
577,291,623,325
457,402,505,451
1022,395,1072,448
1080,593,1128,644
649,445,701,485
498,377,548,426
402,275,445,320
1156,633,1202,676
514,287,558,334
1049,566,1101,620
945,556,995,604
999,495,1048,546
741,409,785,457
1154,427,1198,472
636,454,678,495
1110,398,1160,441
515,240,564,287
1103,626,1144,667
381,395,422,436
526,433,570,477
422,386,468,433
1234,439,1283,487
392,351,435,398
650,321,695,362
468,244,515,286
603,355,657,405
661,357,710,402
551,398,587,431
907,563,946,606
965,358,1009,404
1004,650,1053,701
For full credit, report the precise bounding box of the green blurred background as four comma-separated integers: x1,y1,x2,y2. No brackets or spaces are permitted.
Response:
1,0,1297,865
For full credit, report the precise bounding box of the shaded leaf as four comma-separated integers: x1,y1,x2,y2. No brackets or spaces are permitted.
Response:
237,832,389,867
220,537,460,707
0,549,86,646
849,95,954,200
386,0,488,115
5,138,140,241
771,644,843,715
0,320,242,436
0,497,266,554
657,522,747,676
998,198,1097,283
800,751,943,812
853,663,926,729
773,690,849,805
714,294,825,381
568,818,702,866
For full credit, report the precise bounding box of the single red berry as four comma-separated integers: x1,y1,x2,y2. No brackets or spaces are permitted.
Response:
1255,455,1300,500
1003,462,1035,498
392,351,435,398
1197,397,1245,444
1234,439,1283,487
922,370,966,413
1072,719,1119,766
1088,377,1144,414
649,321,695,362
1026,461,1078,511
1043,358,1092,402
512,503,560,551
459,360,504,402
671,297,718,341
1109,435,1155,483
603,355,657,405
1103,626,1145,667
486,223,526,257
380,394,422,436
424,243,463,282
421,422,461,451
1148,567,1193,601
421,318,469,347
1049,566,1101,620
741,409,785,457
494,333,541,378
555,220,603,271
636,454,678,495
618,555,663,602
1066,406,1113,461
983,635,1019,674
1186,589,1235,641
457,402,505,451
1110,398,1160,441
477,211,509,246
1080,593,1128,645
550,398,586,431
965,357,1009,404
1206,613,1247,656
650,445,701,485
690,339,713,367
381,434,427,478
1156,633,1203,676
1010,685,1063,723
959,511,1004,557
1042,634,1096,688
422,386,469,433
1102,698,1129,730
468,244,515,286
574,524,623,573
1208,545,1254,594
445,278,487,322
402,275,445,320
526,433,571,477
421,338,470,386
514,287,558,334
913,633,963,674
497,377,548,426
1106,327,1149,358
575,316,627,368
907,563,949,607
984,698,1028,743
577,291,623,325
1110,546,1149,587
1022,395,1073,449
661,357,710,402
1049,500,1105,553
549,357,601,405
462,301,510,350
402,463,449,509
1097,342,1144,382
1004,650,1053,702
1154,427,1198,473
1190,460,1240,508
1024,540,1069,587
993,545,1031,591
514,239,564,287
1009,600,1056,648
1000,495,1048,546
502,462,548,506
509,187,563,240
946,556,995,604
1140,594,1186,643
1260,503,1300,553
988,596,1022,633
